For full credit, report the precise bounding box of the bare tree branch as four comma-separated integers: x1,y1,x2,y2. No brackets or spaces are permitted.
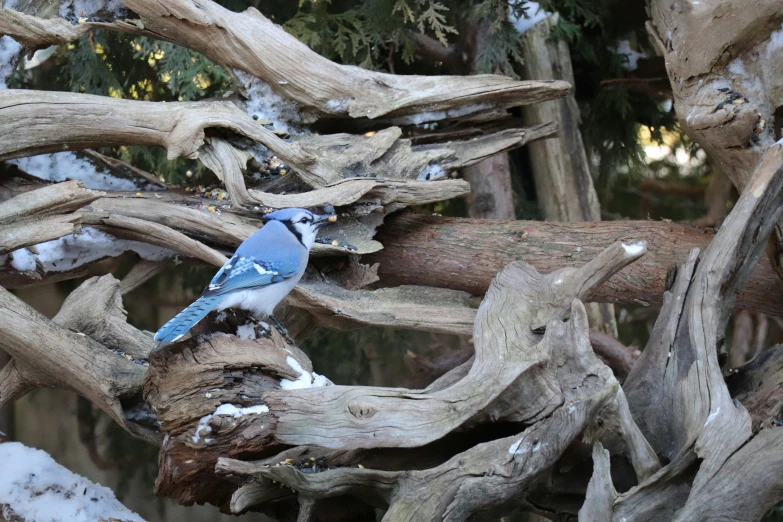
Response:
1,1,569,123
588,331,639,381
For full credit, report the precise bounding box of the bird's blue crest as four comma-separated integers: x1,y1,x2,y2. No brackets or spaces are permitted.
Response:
263,208,312,222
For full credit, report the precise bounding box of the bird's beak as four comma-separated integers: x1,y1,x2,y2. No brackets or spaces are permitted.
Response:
314,214,337,228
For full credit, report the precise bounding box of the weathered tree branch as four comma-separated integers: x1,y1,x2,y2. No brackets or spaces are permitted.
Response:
370,212,783,316
607,129,783,522
0,275,158,443
2,0,570,124
143,237,651,512
0,179,104,254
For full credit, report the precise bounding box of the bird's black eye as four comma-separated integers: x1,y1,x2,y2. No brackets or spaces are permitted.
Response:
301,217,311,223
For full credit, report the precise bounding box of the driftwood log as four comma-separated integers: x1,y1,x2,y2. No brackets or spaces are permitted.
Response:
3,0,783,520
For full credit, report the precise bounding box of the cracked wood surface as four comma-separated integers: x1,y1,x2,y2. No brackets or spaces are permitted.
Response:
588,129,783,522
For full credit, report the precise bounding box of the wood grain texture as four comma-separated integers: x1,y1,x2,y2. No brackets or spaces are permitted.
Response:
0,282,147,434
0,2,569,123
370,212,783,315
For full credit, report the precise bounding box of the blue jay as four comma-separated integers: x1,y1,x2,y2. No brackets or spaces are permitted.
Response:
154,208,335,344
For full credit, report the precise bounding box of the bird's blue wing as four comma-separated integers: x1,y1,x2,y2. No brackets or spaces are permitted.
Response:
202,255,300,297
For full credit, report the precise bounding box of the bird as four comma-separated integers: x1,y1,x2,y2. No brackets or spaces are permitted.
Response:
154,207,336,344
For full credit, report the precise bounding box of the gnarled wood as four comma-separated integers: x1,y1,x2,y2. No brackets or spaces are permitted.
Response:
604,128,783,522
0,283,151,438
0,179,101,223
3,0,569,123
146,239,651,511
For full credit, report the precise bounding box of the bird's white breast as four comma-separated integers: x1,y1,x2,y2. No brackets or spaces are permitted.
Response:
216,272,302,317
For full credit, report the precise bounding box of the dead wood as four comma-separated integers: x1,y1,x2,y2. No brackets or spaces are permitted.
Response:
370,212,783,316
0,179,103,254
84,213,229,268
599,131,783,522
0,91,475,215
0,278,156,442
519,15,617,338
2,1,783,520
1,1,569,124
0,213,80,255
144,237,652,514
647,0,783,280
52,5,567,120
287,282,477,336
0,179,101,222
588,331,639,382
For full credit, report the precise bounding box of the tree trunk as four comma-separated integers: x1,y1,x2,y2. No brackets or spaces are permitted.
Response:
520,16,601,224
519,14,618,336
462,154,516,218
462,22,516,220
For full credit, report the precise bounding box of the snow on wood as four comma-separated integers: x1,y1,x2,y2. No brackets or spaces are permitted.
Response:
0,36,21,89
279,356,332,390
9,153,143,191
0,441,146,522
235,69,305,136
3,226,176,272
58,0,125,19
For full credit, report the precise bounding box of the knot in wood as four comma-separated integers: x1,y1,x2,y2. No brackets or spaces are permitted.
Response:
347,401,377,419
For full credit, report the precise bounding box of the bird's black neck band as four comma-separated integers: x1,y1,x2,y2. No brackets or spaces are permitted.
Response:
283,221,306,247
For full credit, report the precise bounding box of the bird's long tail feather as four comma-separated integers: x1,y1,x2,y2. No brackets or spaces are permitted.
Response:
154,295,222,344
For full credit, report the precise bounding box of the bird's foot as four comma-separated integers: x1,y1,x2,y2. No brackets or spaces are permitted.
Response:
269,315,295,345
246,315,271,335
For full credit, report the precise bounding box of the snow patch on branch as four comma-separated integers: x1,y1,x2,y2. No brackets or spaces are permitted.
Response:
621,241,645,256
727,58,764,98
508,2,552,35
59,0,125,19
768,23,783,57
0,441,146,522
704,407,720,427
280,356,332,390
24,46,58,70
0,36,22,90
389,103,494,126
192,403,269,443
611,40,647,71
235,69,304,135
8,152,148,191
417,164,447,181
236,321,267,340
3,227,176,272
